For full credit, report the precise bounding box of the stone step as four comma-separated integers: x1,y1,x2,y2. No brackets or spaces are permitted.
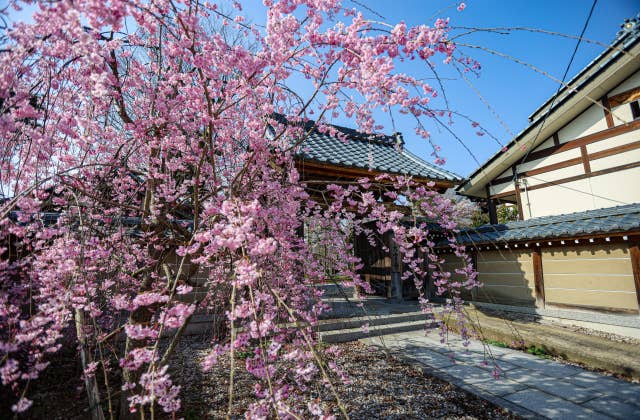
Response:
320,296,421,320
314,283,355,298
320,319,431,343
317,310,428,332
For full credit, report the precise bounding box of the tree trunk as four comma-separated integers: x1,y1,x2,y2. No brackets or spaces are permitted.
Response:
75,308,106,420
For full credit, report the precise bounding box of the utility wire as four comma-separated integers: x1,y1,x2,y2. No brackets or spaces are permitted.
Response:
512,0,598,183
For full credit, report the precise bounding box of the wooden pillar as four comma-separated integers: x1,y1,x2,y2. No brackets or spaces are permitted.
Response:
629,236,640,310
601,95,614,129
514,180,524,221
532,245,545,308
296,220,305,239
389,234,403,301
486,185,498,224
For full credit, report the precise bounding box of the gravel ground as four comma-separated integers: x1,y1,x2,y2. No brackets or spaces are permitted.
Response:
172,334,517,419
3,333,517,419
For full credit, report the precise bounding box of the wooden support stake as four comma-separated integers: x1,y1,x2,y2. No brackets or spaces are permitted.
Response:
629,237,640,310
532,246,545,308
470,250,478,302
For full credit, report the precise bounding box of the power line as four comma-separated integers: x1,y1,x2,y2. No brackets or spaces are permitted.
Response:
524,174,628,205
513,0,598,182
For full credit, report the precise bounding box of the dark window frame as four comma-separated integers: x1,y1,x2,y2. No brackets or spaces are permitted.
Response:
631,100,640,120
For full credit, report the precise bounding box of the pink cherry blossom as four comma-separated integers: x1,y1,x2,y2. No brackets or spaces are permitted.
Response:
0,0,479,416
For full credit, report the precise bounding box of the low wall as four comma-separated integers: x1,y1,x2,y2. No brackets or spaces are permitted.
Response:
476,250,536,306
460,240,640,316
542,243,637,313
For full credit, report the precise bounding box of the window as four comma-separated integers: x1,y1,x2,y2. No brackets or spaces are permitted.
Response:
631,100,640,120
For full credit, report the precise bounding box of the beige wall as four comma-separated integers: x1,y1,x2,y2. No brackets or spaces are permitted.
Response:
542,244,638,312
440,254,473,300
475,249,536,306
557,104,609,142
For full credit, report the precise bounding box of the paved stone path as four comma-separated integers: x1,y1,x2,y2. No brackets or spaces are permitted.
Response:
361,330,640,419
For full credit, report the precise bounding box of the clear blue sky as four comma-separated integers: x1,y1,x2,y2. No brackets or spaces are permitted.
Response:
7,1,639,177
316,0,639,177
240,0,638,176
345,1,639,176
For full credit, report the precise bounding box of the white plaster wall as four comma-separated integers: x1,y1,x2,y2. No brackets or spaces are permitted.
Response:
523,164,585,188
516,148,581,173
608,69,640,126
521,179,596,219
557,104,608,142
489,180,515,196
589,148,640,172
608,69,640,96
586,130,639,153
496,167,513,179
610,103,635,126
536,137,555,150
590,167,640,208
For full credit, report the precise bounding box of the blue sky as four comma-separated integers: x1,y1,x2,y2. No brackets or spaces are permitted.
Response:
323,1,639,177
6,1,638,177
238,0,638,176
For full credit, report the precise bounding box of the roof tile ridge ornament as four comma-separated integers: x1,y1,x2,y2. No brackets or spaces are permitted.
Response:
393,132,404,151
617,14,640,39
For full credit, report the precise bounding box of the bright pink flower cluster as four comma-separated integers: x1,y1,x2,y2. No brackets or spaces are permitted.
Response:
0,0,478,416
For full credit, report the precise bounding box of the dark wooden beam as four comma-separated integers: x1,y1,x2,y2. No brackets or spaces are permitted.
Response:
589,140,640,161
486,186,498,224
489,190,517,199
580,145,591,174
601,96,614,129
532,246,545,308
522,156,583,177
514,180,524,221
296,160,457,189
525,160,640,192
608,86,640,108
491,175,516,186
488,140,640,192
521,119,640,163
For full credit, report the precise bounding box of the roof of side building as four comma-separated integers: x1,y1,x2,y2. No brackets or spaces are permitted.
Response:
447,203,640,246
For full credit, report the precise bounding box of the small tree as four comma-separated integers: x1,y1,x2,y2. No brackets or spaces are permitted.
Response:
0,1,477,417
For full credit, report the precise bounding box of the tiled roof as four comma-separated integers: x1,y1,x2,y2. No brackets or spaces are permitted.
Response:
449,203,640,246
295,123,461,182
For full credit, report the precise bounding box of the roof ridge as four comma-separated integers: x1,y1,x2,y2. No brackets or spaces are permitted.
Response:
467,203,640,233
401,148,461,180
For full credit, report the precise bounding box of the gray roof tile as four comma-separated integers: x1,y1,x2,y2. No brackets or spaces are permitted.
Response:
294,123,461,182
449,204,640,246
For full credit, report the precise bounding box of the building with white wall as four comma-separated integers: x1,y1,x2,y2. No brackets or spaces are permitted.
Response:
439,17,640,332
458,17,640,221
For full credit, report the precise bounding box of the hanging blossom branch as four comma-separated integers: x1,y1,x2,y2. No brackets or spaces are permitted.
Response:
0,0,478,417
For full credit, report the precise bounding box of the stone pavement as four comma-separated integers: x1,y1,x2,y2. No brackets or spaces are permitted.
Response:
361,330,640,419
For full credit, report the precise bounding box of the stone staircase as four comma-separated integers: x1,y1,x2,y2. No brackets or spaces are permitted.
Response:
315,283,433,343
171,282,433,341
